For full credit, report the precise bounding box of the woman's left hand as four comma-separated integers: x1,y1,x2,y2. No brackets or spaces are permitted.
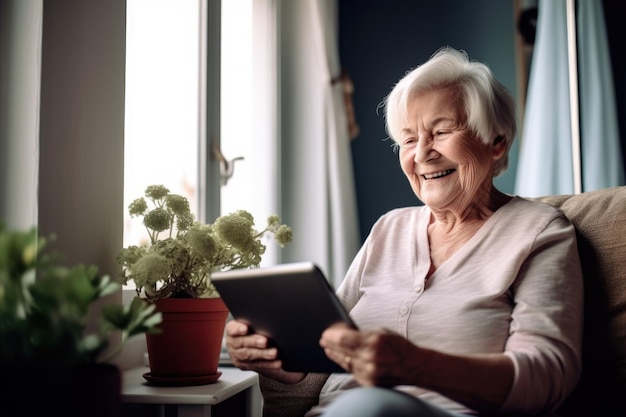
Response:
320,323,422,387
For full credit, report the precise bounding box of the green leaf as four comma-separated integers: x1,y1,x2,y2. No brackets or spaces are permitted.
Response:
102,297,162,338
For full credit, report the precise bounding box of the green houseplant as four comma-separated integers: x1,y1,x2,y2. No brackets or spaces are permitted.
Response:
0,223,162,416
116,184,292,385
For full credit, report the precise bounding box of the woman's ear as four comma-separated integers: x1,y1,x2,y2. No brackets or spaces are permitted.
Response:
492,135,506,159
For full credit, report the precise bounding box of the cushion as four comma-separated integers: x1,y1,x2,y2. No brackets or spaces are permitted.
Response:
535,186,626,416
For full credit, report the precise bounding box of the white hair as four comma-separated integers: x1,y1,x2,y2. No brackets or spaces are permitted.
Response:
383,47,517,177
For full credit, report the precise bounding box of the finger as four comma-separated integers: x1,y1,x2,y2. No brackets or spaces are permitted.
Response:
228,345,283,373
320,325,360,371
323,346,356,373
226,334,270,351
225,321,271,350
230,345,279,361
343,354,353,373
320,324,359,350
232,356,283,372
225,320,249,336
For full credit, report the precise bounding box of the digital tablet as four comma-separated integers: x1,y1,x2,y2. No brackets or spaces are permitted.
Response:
211,261,357,373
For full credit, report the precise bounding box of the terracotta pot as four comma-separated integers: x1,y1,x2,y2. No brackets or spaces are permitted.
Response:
145,297,229,383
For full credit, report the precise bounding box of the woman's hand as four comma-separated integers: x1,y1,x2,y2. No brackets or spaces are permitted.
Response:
320,323,422,387
321,323,515,412
225,319,305,384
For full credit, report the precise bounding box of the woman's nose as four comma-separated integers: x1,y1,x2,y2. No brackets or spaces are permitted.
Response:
414,137,437,163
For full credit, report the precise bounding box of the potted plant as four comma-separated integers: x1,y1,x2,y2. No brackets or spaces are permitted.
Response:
116,184,292,385
0,223,162,417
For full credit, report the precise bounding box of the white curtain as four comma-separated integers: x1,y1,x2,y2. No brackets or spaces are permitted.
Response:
277,0,360,287
515,0,624,197
0,0,42,230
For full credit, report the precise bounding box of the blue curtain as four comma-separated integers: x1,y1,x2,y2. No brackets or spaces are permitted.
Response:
577,0,624,191
515,0,624,197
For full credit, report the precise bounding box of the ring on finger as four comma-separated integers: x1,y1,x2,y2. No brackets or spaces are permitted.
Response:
344,355,353,372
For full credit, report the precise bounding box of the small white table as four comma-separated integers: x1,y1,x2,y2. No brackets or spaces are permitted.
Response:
121,366,262,417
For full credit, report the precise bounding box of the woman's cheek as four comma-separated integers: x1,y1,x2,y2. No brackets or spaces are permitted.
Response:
399,148,414,174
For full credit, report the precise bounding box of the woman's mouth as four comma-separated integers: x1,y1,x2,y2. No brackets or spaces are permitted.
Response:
422,169,455,180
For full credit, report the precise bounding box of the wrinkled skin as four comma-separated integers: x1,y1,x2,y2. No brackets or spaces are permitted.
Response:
225,320,305,384
320,323,424,387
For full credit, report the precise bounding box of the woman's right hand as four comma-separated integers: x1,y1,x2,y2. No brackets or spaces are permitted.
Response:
225,319,306,384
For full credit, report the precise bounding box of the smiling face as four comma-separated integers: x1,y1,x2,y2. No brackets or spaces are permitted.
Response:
398,88,502,214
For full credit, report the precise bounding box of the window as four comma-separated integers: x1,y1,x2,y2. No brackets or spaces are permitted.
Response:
124,0,201,247
220,0,280,266
124,0,277,263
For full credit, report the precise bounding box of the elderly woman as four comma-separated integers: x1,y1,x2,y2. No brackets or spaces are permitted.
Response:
225,47,583,417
